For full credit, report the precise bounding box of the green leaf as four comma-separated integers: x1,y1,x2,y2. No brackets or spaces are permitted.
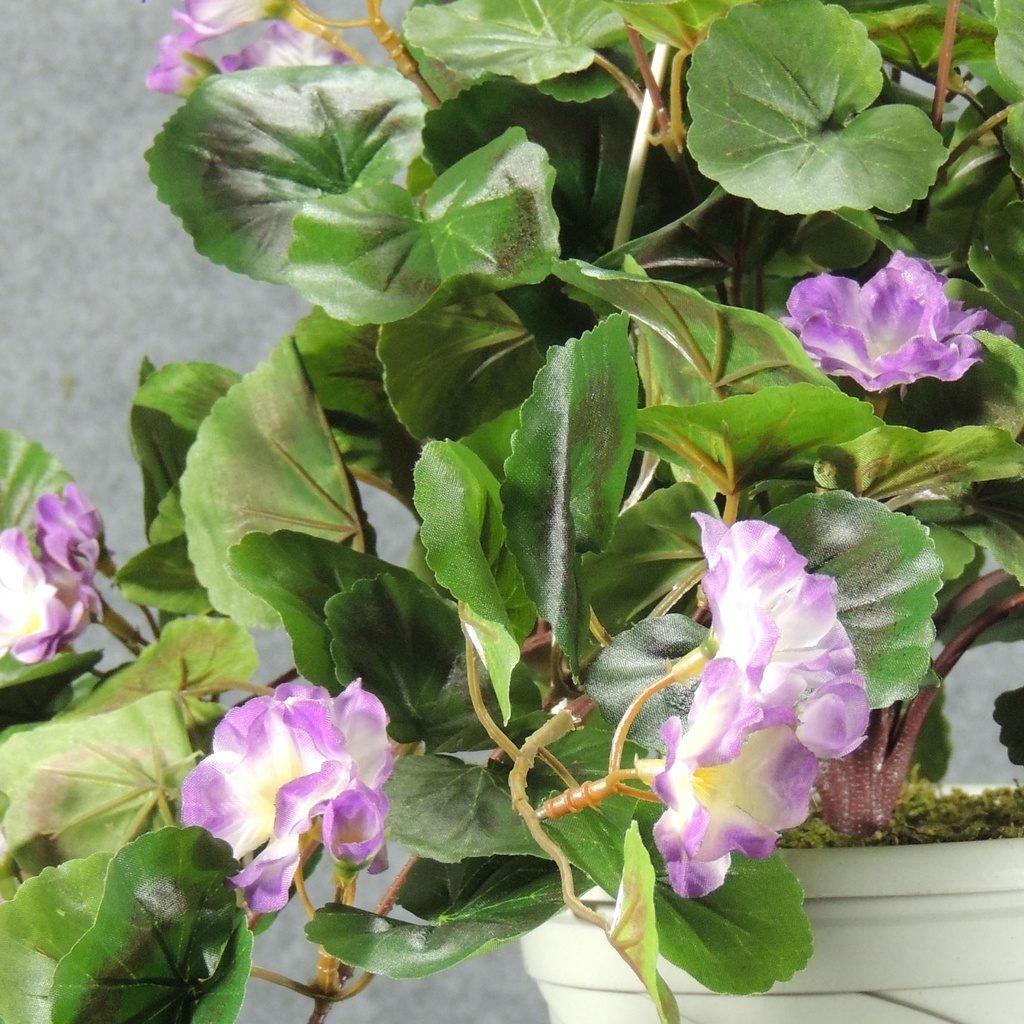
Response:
996,0,1024,101
585,615,707,752
0,692,195,874
611,823,680,1024
687,0,946,214
379,288,542,441
288,128,560,324
147,64,426,282
307,856,563,978
50,828,252,1024
62,617,257,726
767,491,943,706
638,385,881,493
913,679,951,782
130,361,241,536
584,483,715,633
403,0,623,85
994,685,1024,764
943,479,1024,584
326,573,526,751
0,431,71,535
813,425,1024,502
292,307,419,501
0,651,102,730
415,440,536,719
600,0,757,45
228,530,400,688
969,200,1024,312
0,852,110,1024
553,259,833,406
502,314,638,673
385,755,538,861
180,338,365,628
116,535,211,615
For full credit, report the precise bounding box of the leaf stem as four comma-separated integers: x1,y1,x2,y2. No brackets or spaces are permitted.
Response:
934,591,1024,679
462,615,521,761
937,103,1018,184
593,52,647,112
375,855,419,917
931,0,962,129
625,28,675,157
98,597,149,655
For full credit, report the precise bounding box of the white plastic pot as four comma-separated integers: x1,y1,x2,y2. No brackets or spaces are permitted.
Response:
520,837,1024,1024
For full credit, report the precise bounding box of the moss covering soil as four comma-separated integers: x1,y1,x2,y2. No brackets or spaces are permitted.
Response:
781,779,1024,848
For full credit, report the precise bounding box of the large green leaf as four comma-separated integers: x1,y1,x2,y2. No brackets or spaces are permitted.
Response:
228,530,400,688
813,425,1024,502
0,692,195,874
50,828,252,1024
768,491,943,706
61,617,257,727
403,0,623,85
502,314,638,674
307,856,563,978
687,0,946,214
180,338,365,629
116,534,211,615
385,755,539,861
585,615,707,753
600,0,756,45
380,288,541,441
147,64,425,282
996,0,1024,101
326,573,527,751
638,385,881,493
415,440,536,719
969,201,1024,312
288,128,560,324
0,431,71,535
553,259,832,406
0,852,110,1024
0,651,102,730
292,307,419,500
584,483,715,633
611,823,679,1024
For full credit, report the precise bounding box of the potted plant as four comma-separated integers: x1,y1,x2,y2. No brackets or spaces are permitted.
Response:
2,1,1024,1022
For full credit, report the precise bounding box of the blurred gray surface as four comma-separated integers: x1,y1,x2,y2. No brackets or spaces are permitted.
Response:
1,3,1020,1022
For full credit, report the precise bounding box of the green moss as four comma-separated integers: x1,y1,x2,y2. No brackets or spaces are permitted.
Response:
781,778,1024,849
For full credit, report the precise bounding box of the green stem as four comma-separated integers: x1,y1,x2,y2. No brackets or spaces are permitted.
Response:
937,103,1018,184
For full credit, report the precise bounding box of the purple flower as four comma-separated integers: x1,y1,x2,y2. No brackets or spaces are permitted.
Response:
781,251,1013,392
180,0,294,37
181,681,392,912
147,23,220,96
695,514,868,759
651,666,819,898
221,21,349,71
0,530,70,664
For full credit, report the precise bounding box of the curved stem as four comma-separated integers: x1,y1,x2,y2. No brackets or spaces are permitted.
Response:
593,52,646,112
461,614,521,761
934,591,1024,679
375,855,419,917
937,103,1018,184
98,597,149,655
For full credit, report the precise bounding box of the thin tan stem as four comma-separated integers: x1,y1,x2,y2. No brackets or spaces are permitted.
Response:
250,966,324,1000
293,859,318,919
98,597,149,655
593,52,647,111
938,103,1018,183
462,614,521,761
931,0,962,129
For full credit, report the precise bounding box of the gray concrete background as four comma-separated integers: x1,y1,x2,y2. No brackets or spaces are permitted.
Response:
1,3,1020,1022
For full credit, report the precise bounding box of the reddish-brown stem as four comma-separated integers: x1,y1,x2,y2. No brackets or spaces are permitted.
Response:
626,26,673,149
933,569,1014,634
270,666,301,689
934,591,1024,680
375,855,420,918
931,0,962,129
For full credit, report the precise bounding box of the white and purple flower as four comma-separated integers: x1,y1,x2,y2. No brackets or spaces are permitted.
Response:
650,516,869,898
781,251,1014,392
181,681,392,912
179,0,294,38
221,21,350,72
147,20,220,96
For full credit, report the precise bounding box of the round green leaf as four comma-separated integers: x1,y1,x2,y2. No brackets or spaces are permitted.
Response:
147,64,426,283
687,0,946,214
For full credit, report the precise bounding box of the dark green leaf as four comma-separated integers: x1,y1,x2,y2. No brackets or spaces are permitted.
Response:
768,491,943,706
50,828,252,1024
687,0,946,214
0,651,102,730
586,615,707,753
996,0,1024,101
969,200,1024,312
403,0,623,85
0,692,195,874
307,856,563,978
0,431,71,535
994,685,1024,764
913,679,951,782
385,755,538,860
0,852,110,1024
380,288,541,441
502,314,638,673
228,530,401,688
180,338,365,628
147,64,425,282
941,479,1024,584
116,534,211,615
288,128,560,324
638,385,880,493
553,259,832,406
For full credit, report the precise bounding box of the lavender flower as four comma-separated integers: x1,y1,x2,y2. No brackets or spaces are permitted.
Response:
0,530,64,664
221,21,349,71
181,681,392,912
147,21,220,96
180,0,294,38
695,514,869,759
781,251,1013,392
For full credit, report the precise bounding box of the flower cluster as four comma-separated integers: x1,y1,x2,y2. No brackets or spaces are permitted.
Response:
181,681,392,912
148,1,348,96
782,251,1014,392
0,485,102,665
651,516,870,898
